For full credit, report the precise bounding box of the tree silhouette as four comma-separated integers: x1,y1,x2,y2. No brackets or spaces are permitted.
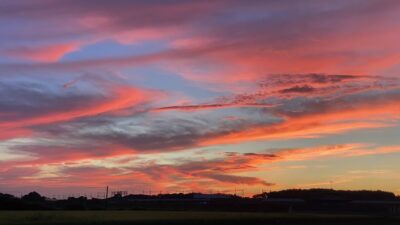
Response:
22,192,45,202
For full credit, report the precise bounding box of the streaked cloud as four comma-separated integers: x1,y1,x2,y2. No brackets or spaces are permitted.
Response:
1,0,400,195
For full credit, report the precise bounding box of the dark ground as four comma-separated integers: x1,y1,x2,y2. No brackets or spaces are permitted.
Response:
0,211,399,225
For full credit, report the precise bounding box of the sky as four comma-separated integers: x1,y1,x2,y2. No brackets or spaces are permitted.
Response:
0,0,400,197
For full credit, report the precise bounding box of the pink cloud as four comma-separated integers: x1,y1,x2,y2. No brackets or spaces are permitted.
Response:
5,42,80,62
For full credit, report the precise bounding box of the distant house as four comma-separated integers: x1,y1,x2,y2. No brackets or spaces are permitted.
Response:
111,191,128,197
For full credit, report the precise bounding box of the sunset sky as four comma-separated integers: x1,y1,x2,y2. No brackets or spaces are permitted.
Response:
1,0,400,197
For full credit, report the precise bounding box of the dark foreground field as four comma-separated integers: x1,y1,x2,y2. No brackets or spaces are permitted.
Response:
0,211,399,225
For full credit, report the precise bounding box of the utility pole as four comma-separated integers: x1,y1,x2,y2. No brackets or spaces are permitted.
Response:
105,186,109,210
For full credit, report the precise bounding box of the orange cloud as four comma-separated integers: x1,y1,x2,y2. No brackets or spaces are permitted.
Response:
5,142,400,195
153,103,276,112
203,117,393,148
0,129,32,141
6,42,80,62
202,94,400,146
0,85,155,131
239,144,400,165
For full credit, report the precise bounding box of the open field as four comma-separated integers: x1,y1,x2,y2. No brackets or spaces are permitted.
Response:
0,211,399,225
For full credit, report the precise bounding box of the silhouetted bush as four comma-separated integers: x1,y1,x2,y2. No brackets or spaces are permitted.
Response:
22,192,46,202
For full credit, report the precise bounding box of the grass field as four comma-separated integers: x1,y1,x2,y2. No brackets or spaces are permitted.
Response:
0,211,399,225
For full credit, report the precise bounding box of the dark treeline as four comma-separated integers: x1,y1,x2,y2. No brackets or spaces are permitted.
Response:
254,189,398,201
0,189,399,213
